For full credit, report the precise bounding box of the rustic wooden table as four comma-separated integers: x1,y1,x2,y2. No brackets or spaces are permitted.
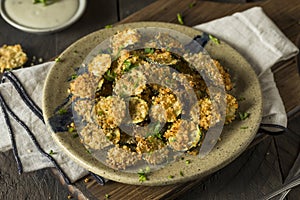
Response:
0,0,299,199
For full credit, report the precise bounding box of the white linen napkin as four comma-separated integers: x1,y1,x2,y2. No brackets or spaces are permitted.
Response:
0,62,88,183
194,6,298,129
0,6,298,183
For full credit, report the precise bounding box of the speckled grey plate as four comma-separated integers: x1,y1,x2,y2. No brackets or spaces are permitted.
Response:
42,22,262,186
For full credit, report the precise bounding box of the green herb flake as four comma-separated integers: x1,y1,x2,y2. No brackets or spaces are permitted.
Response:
177,13,184,25
153,133,162,140
49,150,57,155
98,110,104,116
138,174,147,182
239,112,250,120
138,167,150,182
58,108,67,115
55,57,61,63
123,60,134,72
72,133,79,138
240,126,248,129
144,48,154,54
68,127,75,133
70,74,78,80
105,24,113,29
185,160,191,164
104,70,116,82
123,60,132,68
189,1,196,8
105,194,110,199
33,0,48,6
169,137,176,142
168,175,174,179
209,34,220,44
86,149,92,154
180,171,184,176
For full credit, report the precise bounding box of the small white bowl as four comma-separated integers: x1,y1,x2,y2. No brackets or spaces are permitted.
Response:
0,0,87,34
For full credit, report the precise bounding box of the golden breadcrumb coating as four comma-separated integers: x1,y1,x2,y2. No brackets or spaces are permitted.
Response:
0,44,27,72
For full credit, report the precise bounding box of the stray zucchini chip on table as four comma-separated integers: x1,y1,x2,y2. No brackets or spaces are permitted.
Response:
0,44,28,73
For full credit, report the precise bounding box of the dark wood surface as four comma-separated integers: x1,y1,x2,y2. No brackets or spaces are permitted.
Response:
0,0,299,199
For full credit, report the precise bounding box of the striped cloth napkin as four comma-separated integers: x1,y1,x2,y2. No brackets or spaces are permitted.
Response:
0,7,298,183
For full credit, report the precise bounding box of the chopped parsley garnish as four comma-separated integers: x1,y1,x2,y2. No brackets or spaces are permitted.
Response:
189,1,196,8
105,24,113,29
185,160,191,164
104,70,116,81
49,150,57,155
168,175,174,179
86,149,92,154
123,60,132,68
177,13,184,25
58,108,67,115
71,74,78,80
55,57,61,63
138,173,147,182
105,194,110,199
68,127,75,133
209,34,220,44
239,112,250,120
240,126,248,129
33,0,49,6
144,48,154,54
180,171,184,176
123,60,137,72
154,132,163,140
138,167,150,182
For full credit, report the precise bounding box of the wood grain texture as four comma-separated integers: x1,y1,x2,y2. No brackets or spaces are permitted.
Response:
119,0,157,20
0,151,70,200
179,137,281,200
273,110,300,200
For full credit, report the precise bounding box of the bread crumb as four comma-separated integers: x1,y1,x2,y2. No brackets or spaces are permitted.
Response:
0,44,28,72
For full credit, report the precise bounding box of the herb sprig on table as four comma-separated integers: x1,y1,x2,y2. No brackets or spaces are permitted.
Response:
33,0,55,6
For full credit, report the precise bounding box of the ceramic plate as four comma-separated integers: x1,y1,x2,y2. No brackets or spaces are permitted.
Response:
42,22,262,186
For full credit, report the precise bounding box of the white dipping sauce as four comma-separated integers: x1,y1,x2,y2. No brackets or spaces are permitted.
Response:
4,0,79,29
